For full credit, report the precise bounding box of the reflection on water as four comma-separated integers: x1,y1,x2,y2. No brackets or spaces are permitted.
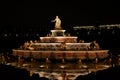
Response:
1,54,119,79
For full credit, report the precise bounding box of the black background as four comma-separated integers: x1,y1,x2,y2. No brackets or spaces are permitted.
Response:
0,1,120,53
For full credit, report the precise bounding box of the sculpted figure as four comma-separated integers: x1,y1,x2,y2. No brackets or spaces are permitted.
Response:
51,16,62,29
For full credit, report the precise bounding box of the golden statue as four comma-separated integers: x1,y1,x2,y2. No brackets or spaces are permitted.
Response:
51,16,62,29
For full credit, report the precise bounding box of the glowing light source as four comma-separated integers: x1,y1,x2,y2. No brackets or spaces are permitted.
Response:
39,65,45,68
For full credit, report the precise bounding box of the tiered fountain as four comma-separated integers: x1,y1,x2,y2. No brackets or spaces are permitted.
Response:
12,16,109,61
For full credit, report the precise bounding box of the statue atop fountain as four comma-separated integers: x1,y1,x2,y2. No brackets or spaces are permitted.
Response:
51,16,65,36
51,15,62,30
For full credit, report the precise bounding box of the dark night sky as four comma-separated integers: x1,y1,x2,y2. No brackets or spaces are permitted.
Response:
0,1,120,51
0,1,120,29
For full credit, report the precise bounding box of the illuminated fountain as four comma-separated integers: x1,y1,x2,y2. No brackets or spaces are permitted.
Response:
7,16,112,79
12,16,109,61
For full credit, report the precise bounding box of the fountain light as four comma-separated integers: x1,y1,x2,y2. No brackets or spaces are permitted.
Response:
82,65,88,69
39,65,45,68
78,59,82,64
46,58,50,63
46,65,49,69
60,65,65,69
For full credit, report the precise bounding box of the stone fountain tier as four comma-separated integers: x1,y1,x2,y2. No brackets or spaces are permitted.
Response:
51,30,66,36
40,36,78,43
12,49,109,60
31,43,91,51
40,29,78,43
